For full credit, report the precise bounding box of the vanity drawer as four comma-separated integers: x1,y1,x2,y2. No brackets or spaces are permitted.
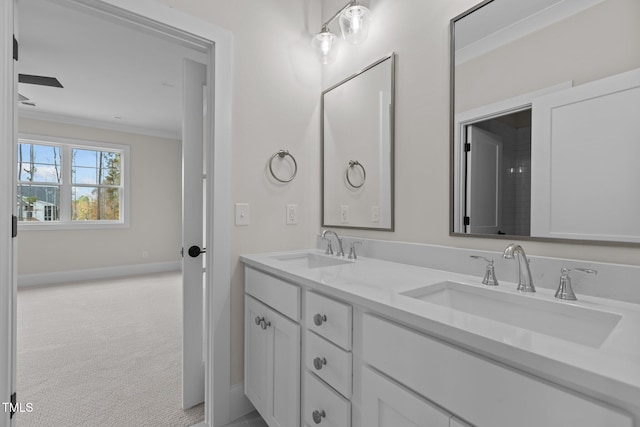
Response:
245,267,300,320
306,292,352,350
305,331,352,398
304,372,351,427
362,314,632,427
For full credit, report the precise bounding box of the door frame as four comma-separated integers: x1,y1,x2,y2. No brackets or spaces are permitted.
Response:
452,81,572,234
0,1,233,426
0,1,16,426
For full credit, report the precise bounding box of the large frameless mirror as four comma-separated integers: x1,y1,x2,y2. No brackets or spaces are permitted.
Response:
450,0,640,244
322,53,395,230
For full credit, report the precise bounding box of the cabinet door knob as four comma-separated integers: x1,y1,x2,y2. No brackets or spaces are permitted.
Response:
254,316,262,326
260,319,271,330
313,313,327,326
312,409,326,424
313,357,327,370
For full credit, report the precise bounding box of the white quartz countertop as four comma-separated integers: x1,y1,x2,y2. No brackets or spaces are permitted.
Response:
240,249,640,410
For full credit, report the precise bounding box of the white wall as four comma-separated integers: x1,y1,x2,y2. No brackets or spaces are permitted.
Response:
142,0,640,388
152,0,322,385
318,0,640,267
455,0,640,112
17,118,182,275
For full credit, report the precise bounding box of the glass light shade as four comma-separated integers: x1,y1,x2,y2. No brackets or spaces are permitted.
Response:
339,4,370,45
312,30,337,64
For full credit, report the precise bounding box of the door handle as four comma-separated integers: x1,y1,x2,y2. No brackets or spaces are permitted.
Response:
187,245,206,257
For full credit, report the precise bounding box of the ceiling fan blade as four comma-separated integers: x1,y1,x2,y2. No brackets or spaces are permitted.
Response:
18,74,63,88
19,93,29,102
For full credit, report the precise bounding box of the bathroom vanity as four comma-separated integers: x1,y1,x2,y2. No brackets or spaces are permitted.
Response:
241,249,640,427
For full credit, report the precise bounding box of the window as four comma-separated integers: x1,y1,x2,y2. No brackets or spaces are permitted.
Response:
17,135,129,229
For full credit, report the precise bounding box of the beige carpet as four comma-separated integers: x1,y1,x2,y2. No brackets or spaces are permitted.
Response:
16,272,204,427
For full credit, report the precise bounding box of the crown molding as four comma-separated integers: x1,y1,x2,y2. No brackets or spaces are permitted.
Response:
18,109,180,140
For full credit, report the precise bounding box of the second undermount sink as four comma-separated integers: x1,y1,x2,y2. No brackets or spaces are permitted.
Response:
272,252,352,269
402,281,621,348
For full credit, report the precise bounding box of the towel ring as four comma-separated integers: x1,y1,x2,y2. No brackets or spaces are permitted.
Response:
269,149,297,183
346,160,366,188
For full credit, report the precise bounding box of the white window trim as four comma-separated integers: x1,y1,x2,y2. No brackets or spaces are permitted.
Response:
17,133,130,231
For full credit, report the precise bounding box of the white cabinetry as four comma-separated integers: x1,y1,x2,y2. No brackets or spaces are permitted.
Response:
304,372,351,427
362,314,632,427
242,260,633,427
244,268,301,427
361,366,451,427
304,292,353,427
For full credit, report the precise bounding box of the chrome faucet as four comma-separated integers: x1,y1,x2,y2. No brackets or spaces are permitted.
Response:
321,229,345,257
555,267,597,301
469,255,499,286
502,243,535,292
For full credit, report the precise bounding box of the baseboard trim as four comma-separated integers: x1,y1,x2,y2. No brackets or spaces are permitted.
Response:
17,261,181,287
229,382,254,422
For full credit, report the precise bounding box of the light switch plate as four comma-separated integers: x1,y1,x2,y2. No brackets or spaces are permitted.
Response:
286,204,298,225
235,203,250,226
340,205,349,224
371,206,380,223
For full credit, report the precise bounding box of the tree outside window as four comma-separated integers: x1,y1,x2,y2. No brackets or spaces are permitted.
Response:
16,137,127,227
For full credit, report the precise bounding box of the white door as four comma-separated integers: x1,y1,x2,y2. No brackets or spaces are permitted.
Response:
1,2,17,426
361,366,451,427
181,58,207,409
466,125,502,235
531,68,640,242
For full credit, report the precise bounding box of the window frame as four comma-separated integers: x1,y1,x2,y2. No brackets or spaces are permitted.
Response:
17,133,130,231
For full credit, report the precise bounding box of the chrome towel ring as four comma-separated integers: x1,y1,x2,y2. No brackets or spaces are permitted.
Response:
269,149,298,183
346,160,366,188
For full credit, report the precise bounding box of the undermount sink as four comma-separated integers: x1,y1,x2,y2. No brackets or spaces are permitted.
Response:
272,252,352,269
402,281,621,348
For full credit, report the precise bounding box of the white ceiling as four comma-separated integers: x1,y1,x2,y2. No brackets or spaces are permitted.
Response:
17,0,208,139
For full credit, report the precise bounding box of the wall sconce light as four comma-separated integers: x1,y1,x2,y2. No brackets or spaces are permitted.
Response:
312,0,371,64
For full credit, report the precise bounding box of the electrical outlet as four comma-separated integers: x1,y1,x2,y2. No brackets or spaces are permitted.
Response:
371,206,380,223
286,204,298,225
235,203,250,226
340,205,349,224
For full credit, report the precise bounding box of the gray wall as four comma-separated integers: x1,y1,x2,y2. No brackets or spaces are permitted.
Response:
17,117,181,275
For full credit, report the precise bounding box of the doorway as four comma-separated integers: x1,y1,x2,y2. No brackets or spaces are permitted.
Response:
463,109,532,236
0,1,233,426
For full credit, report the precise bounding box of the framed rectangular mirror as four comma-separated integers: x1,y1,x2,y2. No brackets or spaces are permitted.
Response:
450,0,640,244
322,53,395,230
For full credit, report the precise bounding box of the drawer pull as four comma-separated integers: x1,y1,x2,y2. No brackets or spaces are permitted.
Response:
313,357,327,370
260,319,271,330
314,313,327,326
312,409,326,424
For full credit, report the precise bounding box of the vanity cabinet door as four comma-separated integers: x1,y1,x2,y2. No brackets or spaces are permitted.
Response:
361,366,451,427
245,296,269,416
245,295,301,427
267,306,301,427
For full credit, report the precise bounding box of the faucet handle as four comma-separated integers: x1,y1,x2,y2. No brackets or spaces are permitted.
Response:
555,267,597,301
322,237,333,255
348,241,363,260
469,255,499,286
574,267,598,275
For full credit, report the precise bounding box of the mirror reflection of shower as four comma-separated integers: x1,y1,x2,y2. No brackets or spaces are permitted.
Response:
465,109,531,236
